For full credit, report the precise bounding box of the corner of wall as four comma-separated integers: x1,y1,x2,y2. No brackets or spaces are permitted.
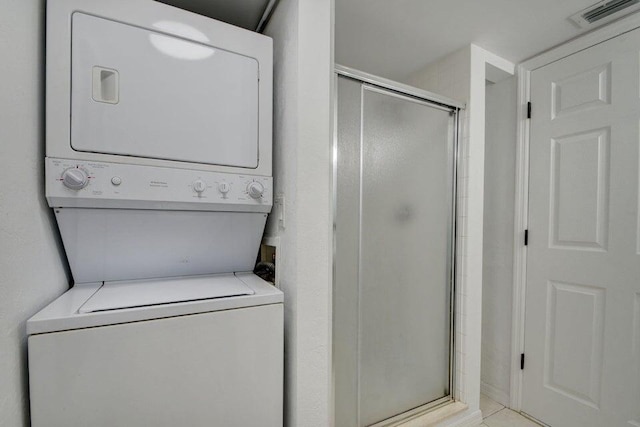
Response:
482,74,518,406
403,46,471,102
464,45,515,412
263,0,333,425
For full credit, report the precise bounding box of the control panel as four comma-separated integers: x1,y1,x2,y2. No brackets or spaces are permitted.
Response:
46,158,272,213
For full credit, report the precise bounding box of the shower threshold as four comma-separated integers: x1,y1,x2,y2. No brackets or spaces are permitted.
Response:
370,399,467,427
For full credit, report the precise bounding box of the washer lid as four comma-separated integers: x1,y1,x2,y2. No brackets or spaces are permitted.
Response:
79,274,254,313
27,273,283,335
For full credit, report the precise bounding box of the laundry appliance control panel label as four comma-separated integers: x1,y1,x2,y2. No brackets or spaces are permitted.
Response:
45,157,272,213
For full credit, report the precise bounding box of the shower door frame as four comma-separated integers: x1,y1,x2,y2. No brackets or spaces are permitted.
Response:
332,64,464,426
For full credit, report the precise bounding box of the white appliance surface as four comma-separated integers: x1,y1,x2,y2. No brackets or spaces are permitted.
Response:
55,208,268,283
79,274,255,313
27,273,282,334
32,1,281,425
72,12,259,169
48,157,272,283
47,0,272,176
28,276,284,427
46,158,272,212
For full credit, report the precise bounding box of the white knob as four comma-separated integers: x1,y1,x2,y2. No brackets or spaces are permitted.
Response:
62,168,89,190
218,182,230,194
247,181,264,199
193,180,206,193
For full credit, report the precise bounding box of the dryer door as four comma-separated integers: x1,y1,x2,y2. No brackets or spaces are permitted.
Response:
71,13,259,169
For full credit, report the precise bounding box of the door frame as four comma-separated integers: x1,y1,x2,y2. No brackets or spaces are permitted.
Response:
510,12,640,411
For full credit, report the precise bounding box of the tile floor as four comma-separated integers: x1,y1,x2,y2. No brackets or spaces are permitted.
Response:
480,394,543,427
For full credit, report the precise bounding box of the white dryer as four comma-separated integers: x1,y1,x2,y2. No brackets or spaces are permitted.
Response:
27,0,281,426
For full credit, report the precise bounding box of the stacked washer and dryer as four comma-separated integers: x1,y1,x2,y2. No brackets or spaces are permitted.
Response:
27,1,283,426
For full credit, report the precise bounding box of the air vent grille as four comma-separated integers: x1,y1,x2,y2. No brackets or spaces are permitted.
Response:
570,0,640,28
583,0,640,22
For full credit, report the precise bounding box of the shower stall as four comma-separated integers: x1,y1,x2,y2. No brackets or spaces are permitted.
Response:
333,66,461,426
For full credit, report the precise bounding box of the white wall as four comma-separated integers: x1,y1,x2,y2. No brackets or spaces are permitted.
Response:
406,47,471,104
0,1,70,425
481,76,517,406
263,0,333,425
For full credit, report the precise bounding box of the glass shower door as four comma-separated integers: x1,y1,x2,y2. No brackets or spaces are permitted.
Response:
334,75,457,427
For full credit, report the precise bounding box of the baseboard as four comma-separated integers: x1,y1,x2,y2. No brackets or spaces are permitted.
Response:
480,381,510,407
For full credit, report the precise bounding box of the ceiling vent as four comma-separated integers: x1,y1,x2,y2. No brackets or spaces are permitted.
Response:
569,0,640,28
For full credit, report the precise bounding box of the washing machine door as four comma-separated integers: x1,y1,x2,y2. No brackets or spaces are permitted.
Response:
70,12,260,169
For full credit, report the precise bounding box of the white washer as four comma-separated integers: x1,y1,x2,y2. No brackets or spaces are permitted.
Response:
28,0,281,425
28,274,283,427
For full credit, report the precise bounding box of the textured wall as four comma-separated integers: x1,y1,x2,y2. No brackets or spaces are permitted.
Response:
0,1,70,425
264,0,333,425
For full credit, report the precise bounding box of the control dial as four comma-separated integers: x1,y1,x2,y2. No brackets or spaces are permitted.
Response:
247,181,264,199
218,182,231,194
193,180,206,193
61,167,89,190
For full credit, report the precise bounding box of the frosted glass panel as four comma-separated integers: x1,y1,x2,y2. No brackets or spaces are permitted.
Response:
334,78,456,427
359,87,453,425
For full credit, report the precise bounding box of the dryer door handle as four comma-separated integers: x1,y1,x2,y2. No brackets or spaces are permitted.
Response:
92,66,119,104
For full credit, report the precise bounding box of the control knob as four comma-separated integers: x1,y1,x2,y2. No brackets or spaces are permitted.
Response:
61,168,89,190
193,180,206,193
218,182,231,194
247,181,264,199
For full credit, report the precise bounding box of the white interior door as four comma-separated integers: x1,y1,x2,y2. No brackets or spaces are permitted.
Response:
523,28,640,427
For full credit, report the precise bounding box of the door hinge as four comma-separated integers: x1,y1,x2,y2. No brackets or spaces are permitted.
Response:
524,229,529,246
527,102,532,119
521,353,525,370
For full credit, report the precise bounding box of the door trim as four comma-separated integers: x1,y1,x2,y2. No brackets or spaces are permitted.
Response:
510,12,640,412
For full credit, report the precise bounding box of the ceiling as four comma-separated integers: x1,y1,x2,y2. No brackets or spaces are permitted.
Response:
335,0,618,80
157,0,272,31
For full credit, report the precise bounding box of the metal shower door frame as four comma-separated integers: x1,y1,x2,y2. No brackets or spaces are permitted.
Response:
332,64,463,426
